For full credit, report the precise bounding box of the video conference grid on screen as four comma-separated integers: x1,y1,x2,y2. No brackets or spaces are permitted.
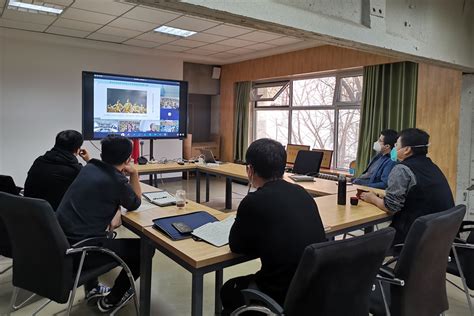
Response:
92,74,184,139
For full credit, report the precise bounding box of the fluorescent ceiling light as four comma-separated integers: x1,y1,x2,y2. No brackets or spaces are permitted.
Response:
8,0,63,14
154,26,197,38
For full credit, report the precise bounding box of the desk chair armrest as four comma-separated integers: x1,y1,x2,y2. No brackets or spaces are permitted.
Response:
376,274,405,287
459,221,474,233
453,242,474,250
379,267,395,278
232,289,284,315
71,232,117,247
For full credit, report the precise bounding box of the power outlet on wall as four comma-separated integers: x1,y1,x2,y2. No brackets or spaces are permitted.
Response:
370,0,385,18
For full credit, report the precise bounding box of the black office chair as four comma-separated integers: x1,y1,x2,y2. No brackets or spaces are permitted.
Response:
446,220,474,315
0,192,139,315
0,175,20,271
231,227,395,316
370,205,466,316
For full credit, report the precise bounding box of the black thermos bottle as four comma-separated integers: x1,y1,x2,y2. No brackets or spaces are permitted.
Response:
337,174,347,205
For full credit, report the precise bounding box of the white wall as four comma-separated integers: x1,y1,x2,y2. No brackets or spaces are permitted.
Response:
0,29,184,185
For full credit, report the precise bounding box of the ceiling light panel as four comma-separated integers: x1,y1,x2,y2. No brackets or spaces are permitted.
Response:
154,25,196,38
7,0,63,15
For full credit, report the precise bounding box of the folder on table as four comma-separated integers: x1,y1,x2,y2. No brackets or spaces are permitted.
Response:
152,211,218,240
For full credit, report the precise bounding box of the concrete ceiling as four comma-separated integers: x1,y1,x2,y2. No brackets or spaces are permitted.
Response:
0,0,324,64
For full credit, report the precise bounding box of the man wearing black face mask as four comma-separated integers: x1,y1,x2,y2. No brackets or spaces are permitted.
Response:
220,138,326,315
361,128,454,244
353,129,398,189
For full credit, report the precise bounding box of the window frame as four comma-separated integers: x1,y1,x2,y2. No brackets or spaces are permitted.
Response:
252,69,362,170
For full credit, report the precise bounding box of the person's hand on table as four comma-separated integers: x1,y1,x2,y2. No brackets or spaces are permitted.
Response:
360,191,378,204
108,209,122,231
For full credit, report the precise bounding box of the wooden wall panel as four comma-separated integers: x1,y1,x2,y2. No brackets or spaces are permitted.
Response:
220,45,398,161
416,64,462,193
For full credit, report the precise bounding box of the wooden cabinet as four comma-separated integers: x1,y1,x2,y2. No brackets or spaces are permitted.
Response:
183,133,221,160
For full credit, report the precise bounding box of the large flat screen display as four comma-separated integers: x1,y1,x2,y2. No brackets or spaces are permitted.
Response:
82,71,188,140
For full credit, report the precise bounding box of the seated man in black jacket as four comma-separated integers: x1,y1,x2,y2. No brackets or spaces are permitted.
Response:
24,130,90,211
220,138,326,315
57,135,142,312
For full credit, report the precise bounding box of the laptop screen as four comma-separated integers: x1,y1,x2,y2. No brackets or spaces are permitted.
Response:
292,151,323,175
199,149,216,163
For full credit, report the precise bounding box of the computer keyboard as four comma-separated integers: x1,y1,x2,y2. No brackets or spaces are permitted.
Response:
315,173,339,181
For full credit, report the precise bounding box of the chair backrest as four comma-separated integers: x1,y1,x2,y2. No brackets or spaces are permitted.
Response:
0,192,73,303
286,144,310,164
392,205,466,316
312,149,333,169
0,175,20,195
284,228,395,316
292,150,323,175
0,175,20,258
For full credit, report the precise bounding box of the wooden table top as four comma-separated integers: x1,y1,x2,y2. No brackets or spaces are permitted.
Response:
135,162,196,174
317,193,389,235
142,212,241,269
197,163,247,179
124,183,389,269
283,173,357,196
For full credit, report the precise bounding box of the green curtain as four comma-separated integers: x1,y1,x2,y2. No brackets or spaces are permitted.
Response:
355,61,418,175
234,81,251,162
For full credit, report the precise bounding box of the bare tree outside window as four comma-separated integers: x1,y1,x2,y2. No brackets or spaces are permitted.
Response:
253,73,362,169
255,110,289,146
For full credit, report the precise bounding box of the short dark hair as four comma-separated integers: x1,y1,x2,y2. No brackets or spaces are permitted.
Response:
380,129,398,149
398,128,430,156
245,138,286,180
101,135,133,165
54,130,83,153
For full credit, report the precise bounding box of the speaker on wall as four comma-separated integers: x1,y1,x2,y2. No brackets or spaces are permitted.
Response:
212,66,221,79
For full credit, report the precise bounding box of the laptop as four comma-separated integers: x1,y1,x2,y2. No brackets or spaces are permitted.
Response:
200,149,223,164
292,150,323,176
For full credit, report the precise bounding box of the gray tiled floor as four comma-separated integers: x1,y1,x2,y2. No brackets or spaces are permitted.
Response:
0,177,471,315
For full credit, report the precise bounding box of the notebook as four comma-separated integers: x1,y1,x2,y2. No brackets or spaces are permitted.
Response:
191,215,236,247
142,191,177,207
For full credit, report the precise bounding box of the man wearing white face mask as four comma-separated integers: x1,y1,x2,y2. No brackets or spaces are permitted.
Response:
220,138,326,315
361,128,454,245
353,129,398,189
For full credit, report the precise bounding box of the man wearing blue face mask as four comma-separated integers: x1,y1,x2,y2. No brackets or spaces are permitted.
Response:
361,128,454,244
353,129,398,189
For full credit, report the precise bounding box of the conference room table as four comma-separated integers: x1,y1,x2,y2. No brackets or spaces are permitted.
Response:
136,162,357,210
122,183,390,316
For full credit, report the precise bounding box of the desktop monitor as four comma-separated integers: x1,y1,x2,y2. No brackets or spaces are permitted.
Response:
292,151,323,175
82,71,188,140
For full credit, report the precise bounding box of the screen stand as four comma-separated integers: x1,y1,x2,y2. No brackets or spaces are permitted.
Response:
149,139,154,161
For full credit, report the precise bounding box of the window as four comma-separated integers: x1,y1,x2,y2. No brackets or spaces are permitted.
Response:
252,71,362,169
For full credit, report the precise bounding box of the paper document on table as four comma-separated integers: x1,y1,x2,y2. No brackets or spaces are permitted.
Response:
191,215,236,247
136,199,156,212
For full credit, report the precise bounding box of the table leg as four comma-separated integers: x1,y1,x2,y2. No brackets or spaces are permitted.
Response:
192,272,204,316
206,174,210,202
149,174,153,186
196,170,201,203
139,238,154,316
215,270,223,315
154,174,158,188
225,178,232,210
